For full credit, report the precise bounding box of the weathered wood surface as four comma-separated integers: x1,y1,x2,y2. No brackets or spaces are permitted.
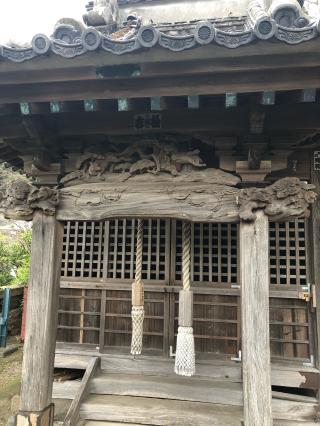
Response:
311,157,320,368
82,422,320,426
64,357,100,426
54,350,320,390
3,104,320,142
57,173,315,224
3,64,320,104
19,212,64,412
91,375,242,406
1,36,320,80
55,353,93,370
57,170,240,223
80,395,242,426
0,178,59,220
53,372,317,405
240,210,272,426
79,394,316,425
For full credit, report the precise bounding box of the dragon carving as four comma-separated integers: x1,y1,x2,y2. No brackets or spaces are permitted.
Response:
0,179,59,220
238,177,316,222
61,141,206,186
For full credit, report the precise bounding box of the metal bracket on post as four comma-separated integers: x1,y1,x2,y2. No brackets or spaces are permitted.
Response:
303,355,315,368
299,283,311,303
231,350,242,363
170,345,176,358
0,288,11,348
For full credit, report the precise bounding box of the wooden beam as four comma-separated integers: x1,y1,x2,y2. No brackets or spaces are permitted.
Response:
63,357,100,426
151,96,166,111
299,89,317,103
20,102,50,115
19,212,64,413
311,151,320,369
84,99,98,112
225,93,237,109
118,98,132,112
1,65,320,104
260,91,275,106
2,39,320,86
240,210,272,426
54,103,320,137
188,95,200,109
58,177,240,223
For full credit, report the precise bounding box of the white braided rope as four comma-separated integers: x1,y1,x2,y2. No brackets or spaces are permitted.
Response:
135,219,143,284
182,221,191,291
175,221,195,377
174,326,196,376
131,219,144,356
131,305,144,355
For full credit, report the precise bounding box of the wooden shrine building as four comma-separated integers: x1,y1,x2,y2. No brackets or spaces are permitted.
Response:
1,0,320,424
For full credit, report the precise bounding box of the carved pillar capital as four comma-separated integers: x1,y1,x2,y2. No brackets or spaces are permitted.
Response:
238,177,317,222
0,179,59,221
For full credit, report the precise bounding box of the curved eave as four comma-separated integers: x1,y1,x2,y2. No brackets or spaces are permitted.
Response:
0,17,319,65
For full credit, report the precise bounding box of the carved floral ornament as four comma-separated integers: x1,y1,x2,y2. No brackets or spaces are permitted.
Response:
0,142,316,222
1,0,320,62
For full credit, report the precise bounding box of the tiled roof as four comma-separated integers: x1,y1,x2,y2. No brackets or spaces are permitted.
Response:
0,0,319,63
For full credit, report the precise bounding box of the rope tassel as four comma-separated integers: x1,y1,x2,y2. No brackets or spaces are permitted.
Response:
175,221,196,377
131,219,144,356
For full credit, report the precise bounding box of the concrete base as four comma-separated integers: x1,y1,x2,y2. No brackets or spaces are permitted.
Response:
16,404,54,426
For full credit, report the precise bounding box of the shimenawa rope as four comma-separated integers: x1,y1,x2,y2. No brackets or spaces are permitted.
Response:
174,221,196,376
131,219,144,355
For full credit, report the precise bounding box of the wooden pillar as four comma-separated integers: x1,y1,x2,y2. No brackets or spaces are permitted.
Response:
17,211,63,425
240,210,272,426
311,153,320,369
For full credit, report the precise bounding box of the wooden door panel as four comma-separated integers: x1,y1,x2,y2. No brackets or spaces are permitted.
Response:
58,218,315,364
171,292,240,358
103,288,167,355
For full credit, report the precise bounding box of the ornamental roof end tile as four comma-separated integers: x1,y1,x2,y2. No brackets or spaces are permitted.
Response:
1,0,320,63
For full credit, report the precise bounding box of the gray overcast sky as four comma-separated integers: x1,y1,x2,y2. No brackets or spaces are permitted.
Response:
0,0,87,44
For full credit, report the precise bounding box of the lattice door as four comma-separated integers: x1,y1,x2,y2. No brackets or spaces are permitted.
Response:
58,218,314,363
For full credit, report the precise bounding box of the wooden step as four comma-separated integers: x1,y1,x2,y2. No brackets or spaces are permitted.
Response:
90,373,243,406
80,395,243,426
83,421,319,426
54,372,317,422
79,390,317,424
84,422,145,426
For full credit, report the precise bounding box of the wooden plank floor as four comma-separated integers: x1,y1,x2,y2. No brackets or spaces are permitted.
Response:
53,349,320,425
54,348,320,390
53,373,317,425
80,395,243,426
82,422,319,426
79,394,318,425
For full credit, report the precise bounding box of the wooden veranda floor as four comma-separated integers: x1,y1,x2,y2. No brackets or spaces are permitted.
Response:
53,347,320,425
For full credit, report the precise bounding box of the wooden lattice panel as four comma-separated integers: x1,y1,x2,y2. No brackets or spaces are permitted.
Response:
269,220,307,286
173,293,240,357
57,288,101,345
61,221,105,278
270,298,311,361
106,219,169,282
174,221,238,285
103,289,167,354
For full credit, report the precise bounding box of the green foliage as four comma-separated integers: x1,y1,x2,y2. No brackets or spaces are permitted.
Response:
0,164,32,287
0,236,14,286
0,230,32,287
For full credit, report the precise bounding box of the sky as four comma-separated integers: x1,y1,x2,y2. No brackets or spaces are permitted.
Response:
0,0,87,44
